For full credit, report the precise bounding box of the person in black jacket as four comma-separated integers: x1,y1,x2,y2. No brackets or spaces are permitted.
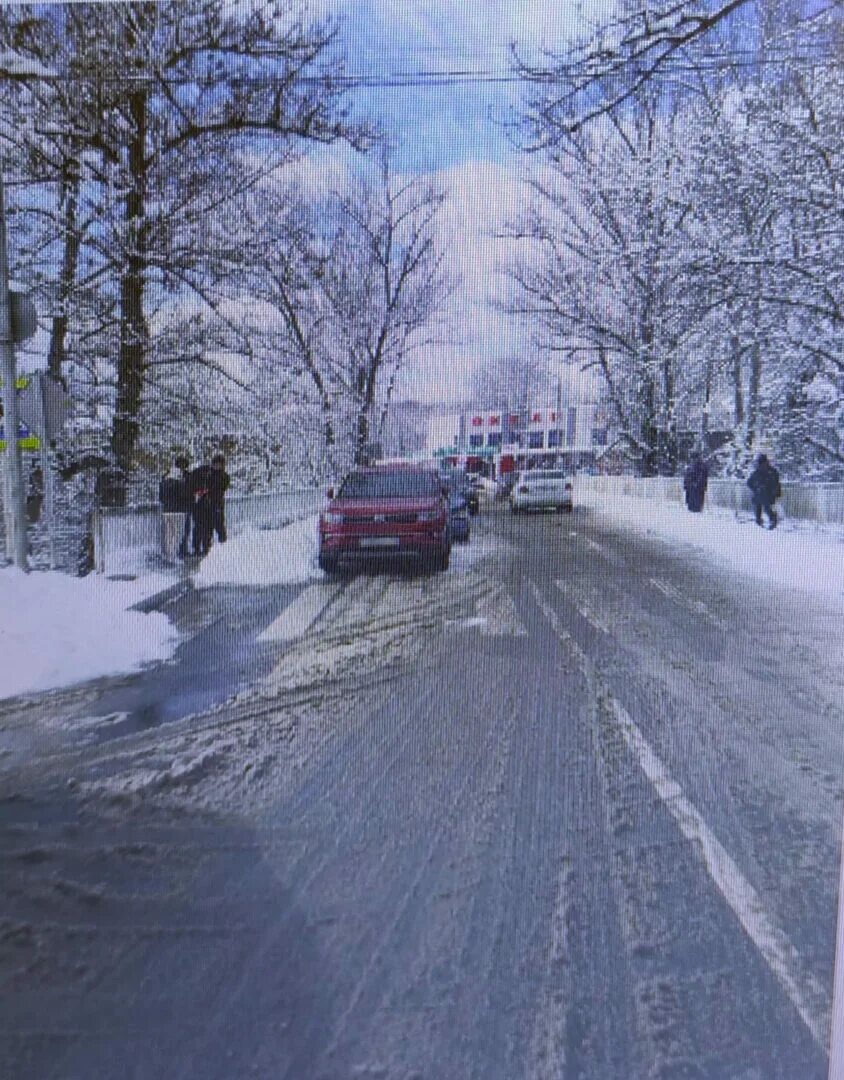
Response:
747,453,782,529
159,454,192,561
683,452,709,513
189,452,230,556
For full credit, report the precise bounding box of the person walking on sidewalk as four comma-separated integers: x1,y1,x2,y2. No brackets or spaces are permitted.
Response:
747,453,782,529
683,452,709,513
159,454,193,563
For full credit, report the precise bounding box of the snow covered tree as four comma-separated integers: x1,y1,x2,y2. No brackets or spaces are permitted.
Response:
319,159,451,466
506,92,703,474
0,1,367,472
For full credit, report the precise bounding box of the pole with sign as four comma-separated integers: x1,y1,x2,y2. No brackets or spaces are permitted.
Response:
39,374,56,569
0,167,28,569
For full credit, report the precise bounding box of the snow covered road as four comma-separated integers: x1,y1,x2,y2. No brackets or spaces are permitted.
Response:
0,501,841,1078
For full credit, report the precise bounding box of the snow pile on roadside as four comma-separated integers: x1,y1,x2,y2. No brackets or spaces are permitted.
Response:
0,568,180,700
193,517,321,588
579,489,844,601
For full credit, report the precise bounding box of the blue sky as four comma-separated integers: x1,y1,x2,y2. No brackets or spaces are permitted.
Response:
307,0,607,402
322,0,605,172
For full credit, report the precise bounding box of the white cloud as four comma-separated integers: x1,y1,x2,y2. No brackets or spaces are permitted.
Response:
364,0,617,63
395,157,543,403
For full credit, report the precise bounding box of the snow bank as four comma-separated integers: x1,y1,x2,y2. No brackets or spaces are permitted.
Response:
0,568,180,701
193,517,321,588
580,490,844,601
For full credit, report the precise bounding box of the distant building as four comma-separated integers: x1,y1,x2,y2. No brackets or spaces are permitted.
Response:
424,401,608,476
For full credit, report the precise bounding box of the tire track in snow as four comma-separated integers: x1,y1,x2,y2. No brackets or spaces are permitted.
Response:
530,577,830,1058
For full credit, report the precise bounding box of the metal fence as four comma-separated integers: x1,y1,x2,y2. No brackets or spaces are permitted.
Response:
574,476,844,524
93,488,326,576
81,475,844,577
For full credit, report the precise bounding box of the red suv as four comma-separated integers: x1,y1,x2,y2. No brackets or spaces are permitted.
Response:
318,465,450,573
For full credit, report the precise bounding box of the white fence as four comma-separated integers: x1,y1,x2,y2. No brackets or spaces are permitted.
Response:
574,476,844,524
94,488,326,576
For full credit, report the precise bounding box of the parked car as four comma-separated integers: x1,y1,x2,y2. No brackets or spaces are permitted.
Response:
447,490,471,543
318,465,451,573
510,469,574,513
442,469,479,516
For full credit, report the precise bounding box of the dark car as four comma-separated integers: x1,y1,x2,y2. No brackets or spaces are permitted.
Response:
442,468,479,515
318,465,450,573
447,490,471,543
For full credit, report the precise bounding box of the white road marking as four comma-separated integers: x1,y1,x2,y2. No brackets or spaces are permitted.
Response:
649,576,727,631
554,579,610,635
607,696,830,1049
828,825,844,1078
257,582,339,643
474,588,528,636
565,528,602,553
529,576,830,1051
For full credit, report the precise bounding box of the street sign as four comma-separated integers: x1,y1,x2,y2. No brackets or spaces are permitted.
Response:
12,372,72,441
9,291,36,343
40,373,72,438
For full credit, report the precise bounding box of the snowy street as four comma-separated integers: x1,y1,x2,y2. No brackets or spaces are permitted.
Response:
1,499,842,1078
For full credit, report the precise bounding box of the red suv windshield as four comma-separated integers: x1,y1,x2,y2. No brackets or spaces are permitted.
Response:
339,470,440,500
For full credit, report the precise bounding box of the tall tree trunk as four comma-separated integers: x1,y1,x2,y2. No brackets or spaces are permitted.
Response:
744,339,761,452
639,307,659,475
112,88,148,471
354,361,378,465
661,356,677,474
731,333,744,429
701,353,713,447
307,363,334,448
46,161,81,382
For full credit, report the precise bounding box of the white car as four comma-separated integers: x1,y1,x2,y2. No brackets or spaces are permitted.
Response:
510,470,574,513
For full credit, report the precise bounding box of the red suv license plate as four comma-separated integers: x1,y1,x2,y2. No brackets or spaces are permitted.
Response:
359,536,400,549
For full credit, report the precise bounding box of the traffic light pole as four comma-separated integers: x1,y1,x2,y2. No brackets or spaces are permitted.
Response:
0,167,29,570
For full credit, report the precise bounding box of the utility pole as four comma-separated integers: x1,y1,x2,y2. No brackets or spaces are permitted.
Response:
0,166,28,570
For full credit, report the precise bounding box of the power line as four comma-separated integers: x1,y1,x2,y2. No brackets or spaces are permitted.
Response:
2,45,844,93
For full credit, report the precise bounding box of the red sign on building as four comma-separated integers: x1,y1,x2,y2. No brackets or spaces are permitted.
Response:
489,415,500,426
471,416,483,427
532,411,543,423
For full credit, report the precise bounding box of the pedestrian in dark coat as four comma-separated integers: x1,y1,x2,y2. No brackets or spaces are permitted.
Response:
189,453,230,556
747,453,782,529
208,452,230,545
159,454,193,561
683,453,709,513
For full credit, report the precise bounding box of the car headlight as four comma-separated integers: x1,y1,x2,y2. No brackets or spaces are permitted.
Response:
322,511,344,525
